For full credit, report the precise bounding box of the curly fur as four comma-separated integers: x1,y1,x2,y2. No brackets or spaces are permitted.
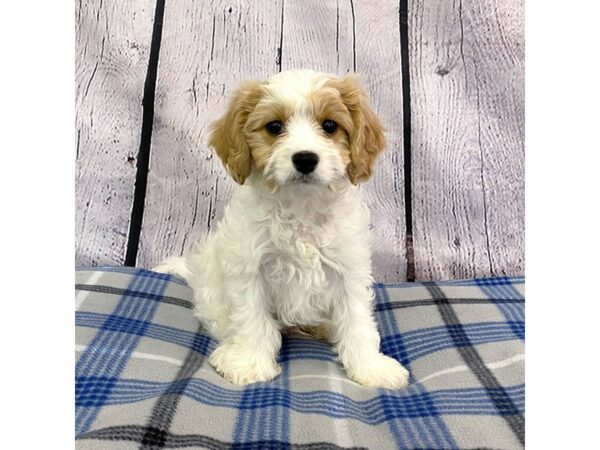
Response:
155,69,409,389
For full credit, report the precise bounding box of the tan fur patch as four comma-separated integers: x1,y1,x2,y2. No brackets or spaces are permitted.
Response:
325,75,386,184
247,130,277,171
245,100,294,133
247,129,280,190
310,88,353,166
243,98,297,189
208,81,264,184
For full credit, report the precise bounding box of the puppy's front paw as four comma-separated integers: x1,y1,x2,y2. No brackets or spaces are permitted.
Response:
209,343,281,385
346,353,410,389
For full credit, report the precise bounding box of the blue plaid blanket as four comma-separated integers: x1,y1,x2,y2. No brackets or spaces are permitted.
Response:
75,267,525,449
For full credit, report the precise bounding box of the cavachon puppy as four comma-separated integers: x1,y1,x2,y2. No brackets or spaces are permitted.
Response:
155,69,409,389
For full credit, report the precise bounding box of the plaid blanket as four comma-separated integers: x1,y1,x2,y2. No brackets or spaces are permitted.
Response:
75,267,525,449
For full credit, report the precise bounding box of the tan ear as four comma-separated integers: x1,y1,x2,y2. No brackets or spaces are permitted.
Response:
330,75,386,184
209,81,263,184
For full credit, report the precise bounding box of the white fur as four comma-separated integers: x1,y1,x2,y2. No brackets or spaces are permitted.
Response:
155,70,409,389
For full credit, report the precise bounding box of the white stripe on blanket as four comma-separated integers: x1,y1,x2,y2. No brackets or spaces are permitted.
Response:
76,344,184,367
75,346,524,388
419,353,525,384
75,272,103,310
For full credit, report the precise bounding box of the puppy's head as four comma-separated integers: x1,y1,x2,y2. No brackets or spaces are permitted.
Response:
209,70,385,188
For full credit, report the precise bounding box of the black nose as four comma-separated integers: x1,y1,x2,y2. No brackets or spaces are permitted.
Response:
292,151,319,174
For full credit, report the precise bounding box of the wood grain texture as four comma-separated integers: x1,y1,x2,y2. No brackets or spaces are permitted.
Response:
281,0,407,281
75,0,525,281
280,0,354,73
75,0,154,265
409,0,524,279
348,0,407,282
137,0,283,268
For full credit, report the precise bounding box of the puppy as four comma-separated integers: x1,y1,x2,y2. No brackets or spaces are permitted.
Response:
155,69,409,389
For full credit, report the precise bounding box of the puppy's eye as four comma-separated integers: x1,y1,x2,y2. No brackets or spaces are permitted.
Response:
265,120,283,135
322,119,338,134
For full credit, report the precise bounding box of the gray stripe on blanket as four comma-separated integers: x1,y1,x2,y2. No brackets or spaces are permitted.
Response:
374,297,524,311
425,282,525,446
77,424,368,449
139,324,205,449
75,284,194,309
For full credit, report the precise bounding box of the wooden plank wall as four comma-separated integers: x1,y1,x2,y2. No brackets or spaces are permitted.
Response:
75,0,155,265
138,0,283,269
409,0,525,280
75,0,524,282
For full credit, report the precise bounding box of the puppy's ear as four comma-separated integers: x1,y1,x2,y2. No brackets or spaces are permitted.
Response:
331,74,386,184
209,81,263,184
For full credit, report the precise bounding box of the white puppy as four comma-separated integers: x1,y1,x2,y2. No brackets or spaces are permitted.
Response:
155,69,409,389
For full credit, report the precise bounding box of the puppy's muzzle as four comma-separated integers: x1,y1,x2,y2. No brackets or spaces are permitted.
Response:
292,151,319,174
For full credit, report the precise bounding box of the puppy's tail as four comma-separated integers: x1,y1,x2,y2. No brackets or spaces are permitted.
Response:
153,256,193,283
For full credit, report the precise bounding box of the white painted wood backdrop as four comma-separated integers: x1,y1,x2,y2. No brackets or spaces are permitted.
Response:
75,0,524,282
